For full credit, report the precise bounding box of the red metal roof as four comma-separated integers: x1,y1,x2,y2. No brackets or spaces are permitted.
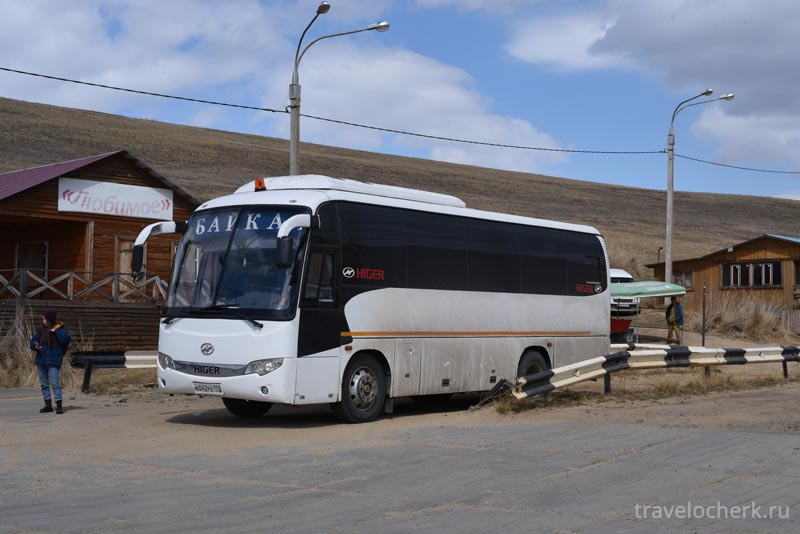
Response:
0,151,122,202
0,150,200,206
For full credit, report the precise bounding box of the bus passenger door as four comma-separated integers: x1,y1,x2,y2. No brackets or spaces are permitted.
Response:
296,246,346,403
393,340,420,397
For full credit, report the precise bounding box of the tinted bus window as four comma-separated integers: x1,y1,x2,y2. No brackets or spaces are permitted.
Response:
562,232,606,296
518,226,567,295
339,203,405,287
466,219,520,293
312,203,340,246
406,212,467,290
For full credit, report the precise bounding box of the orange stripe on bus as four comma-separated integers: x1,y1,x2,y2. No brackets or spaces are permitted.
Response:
341,331,592,337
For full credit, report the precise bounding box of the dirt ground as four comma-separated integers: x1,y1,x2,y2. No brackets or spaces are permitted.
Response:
3,331,800,534
4,326,799,459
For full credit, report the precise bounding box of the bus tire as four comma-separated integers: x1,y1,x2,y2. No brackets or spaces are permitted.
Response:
331,354,386,423
222,398,272,418
517,351,548,378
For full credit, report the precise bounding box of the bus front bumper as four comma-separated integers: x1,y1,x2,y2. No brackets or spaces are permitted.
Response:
156,357,297,405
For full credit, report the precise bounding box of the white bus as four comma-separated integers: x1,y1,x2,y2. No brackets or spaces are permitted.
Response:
133,175,610,423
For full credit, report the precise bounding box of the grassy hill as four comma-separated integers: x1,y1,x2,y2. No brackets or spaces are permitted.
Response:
2,96,799,278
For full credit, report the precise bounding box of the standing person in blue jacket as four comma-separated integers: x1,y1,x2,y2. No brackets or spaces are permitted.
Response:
665,296,684,345
31,309,71,414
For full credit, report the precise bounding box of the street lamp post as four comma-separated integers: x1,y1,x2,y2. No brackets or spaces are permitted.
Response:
664,89,734,290
289,2,389,175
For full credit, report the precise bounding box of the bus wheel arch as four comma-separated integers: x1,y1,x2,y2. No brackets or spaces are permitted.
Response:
331,351,389,423
517,347,551,378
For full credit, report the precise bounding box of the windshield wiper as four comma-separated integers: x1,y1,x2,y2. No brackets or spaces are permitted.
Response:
202,304,263,329
162,314,181,325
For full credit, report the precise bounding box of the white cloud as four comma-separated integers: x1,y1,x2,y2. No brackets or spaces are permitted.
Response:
506,14,627,71
263,43,566,172
0,0,567,173
692,107,800,167
414,0,545,11
504,0,800,167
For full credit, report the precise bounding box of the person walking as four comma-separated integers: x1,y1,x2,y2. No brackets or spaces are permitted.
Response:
665,296,684,345
30,309,71,414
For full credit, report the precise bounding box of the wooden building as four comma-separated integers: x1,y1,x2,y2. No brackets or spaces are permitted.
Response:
647,234,800,314
0,151,199,349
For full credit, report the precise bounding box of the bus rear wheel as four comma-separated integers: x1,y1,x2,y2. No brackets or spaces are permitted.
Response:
517,351,548,378
331,354,386,423
222,398,272,418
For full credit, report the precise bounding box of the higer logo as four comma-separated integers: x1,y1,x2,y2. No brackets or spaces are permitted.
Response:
356,268,385,281
343,266,385,281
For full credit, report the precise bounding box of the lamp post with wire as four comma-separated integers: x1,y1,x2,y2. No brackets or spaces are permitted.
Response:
289,2,389,175
664,89,734,291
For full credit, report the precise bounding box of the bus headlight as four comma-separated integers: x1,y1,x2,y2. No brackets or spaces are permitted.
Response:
158,352,176,370
245,358,284,376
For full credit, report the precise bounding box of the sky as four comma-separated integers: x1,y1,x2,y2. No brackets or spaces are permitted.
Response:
1,0,799,199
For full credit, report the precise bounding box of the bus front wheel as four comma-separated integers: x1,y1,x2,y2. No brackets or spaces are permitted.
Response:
331,354,386,423
222,398,272,418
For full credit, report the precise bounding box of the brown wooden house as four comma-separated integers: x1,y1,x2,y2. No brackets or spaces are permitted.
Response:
647,234,800,315
0,151,199,349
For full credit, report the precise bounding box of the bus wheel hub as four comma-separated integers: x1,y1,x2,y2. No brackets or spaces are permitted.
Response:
350,367,377,408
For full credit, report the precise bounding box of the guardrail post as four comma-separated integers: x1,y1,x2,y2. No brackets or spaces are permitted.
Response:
783,361,789,379
81,360,94,393
603,373,612,395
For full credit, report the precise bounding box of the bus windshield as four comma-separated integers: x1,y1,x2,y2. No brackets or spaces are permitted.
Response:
165,205,309,320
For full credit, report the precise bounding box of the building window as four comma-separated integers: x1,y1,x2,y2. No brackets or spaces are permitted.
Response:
722,262,781,288
795,261,800,285
752,261,781,287
722,263,750,288
673,271,693,289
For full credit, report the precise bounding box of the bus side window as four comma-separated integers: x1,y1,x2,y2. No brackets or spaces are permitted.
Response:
304,252,335,303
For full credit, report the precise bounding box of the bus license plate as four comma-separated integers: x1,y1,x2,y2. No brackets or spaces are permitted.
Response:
193,382,223,395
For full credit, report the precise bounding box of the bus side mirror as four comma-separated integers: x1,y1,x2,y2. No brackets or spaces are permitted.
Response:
275,214,318,268
132,245,145,281
131,220,187,281
276,237,293,268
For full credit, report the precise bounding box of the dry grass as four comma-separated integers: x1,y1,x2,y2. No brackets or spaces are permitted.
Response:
493,369,798,414
685,293,800,344
84,368,157,395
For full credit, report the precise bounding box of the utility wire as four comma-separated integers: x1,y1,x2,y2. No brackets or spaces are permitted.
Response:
3,66,799,173
300,112,663,154
0,66,663,155
0,66,284,113
675,153,800,175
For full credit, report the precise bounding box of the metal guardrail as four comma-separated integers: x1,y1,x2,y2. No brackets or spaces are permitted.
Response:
70,350,157,393
507,343,800,400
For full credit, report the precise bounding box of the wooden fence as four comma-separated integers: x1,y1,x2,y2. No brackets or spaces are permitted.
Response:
781,310,800,334
0,269,167,303
0,269,166,351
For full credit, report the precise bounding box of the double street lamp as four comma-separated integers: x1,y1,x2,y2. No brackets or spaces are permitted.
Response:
664,89,734,288
289,2,390,175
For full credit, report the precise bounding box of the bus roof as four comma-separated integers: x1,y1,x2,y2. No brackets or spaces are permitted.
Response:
234,175,466,208
201,175,600,236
